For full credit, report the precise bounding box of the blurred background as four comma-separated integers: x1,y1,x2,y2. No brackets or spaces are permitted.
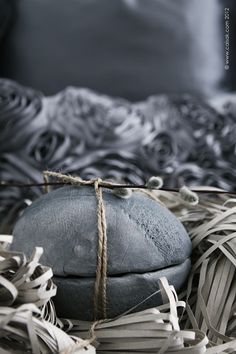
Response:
0,0,236,232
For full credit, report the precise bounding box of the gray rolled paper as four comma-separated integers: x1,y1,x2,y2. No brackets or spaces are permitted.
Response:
12,185,192,320
1,79,236,233
0,79,43,153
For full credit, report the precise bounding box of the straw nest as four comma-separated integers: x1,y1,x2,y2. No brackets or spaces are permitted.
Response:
0,187,236,353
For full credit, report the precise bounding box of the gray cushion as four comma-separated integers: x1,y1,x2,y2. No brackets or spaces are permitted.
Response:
0,0,224,100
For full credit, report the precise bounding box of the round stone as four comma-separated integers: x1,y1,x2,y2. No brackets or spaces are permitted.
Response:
12,185,191,320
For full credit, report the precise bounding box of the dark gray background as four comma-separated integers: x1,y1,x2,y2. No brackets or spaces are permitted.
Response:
0,0,235,100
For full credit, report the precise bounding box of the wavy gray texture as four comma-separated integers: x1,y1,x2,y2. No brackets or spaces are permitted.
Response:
0,79,236,231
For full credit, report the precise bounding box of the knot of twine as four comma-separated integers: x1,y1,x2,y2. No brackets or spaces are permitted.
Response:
44,171,111,322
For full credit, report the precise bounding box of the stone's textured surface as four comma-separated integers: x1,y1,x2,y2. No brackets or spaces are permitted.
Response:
12,186,191,277
12,185,192,320
53,259,191,320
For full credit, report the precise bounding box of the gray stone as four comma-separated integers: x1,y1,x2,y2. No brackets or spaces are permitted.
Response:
12,185,192,320
53,259,191,320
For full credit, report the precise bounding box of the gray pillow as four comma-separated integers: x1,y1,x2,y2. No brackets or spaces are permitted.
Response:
1,0,223,100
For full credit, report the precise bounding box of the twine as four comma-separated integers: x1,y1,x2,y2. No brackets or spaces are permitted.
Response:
44,171,109,322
